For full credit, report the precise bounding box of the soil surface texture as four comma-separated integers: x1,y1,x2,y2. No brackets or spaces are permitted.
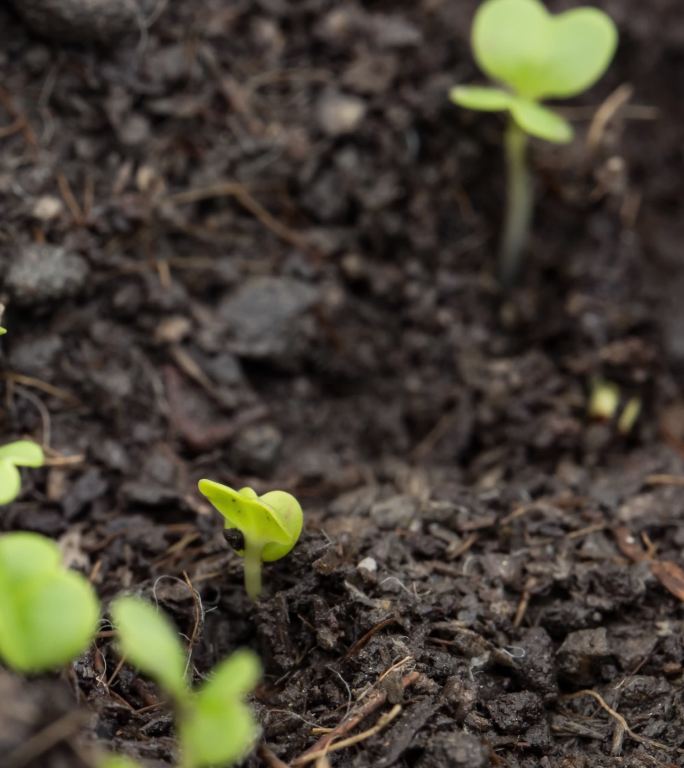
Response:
1,0,684,767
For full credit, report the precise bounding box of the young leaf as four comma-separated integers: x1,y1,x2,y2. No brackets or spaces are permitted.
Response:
509,98,573,143
449,86,513,112
111,596,188,700
198,480,304,599
180,650,261,767
0,440,45,467
0,441,45,505
472,0,617,101
0,532,99,672
0,327,6,335
0,462,21,506
536,8,618,99
198,481,292,548
473,0,550,99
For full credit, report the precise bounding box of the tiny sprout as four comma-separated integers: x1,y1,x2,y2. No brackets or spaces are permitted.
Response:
111,596,261,768
198,480,303,600
0,532,99,672
0,440,45,505
450,0,618,284
0,327,6,335
588,378,620,421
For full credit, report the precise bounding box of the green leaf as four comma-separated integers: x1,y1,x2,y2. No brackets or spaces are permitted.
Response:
0,461,22,505
0,327,6,335
0,440,45,467
198,649,261,701
111,597,188,701
181,700,259,768
449,85,513,112
180,652,261,768
536,8,618,99
473,0,550,99
0,532,99,672
510,98,573,143
198,480,293,548
472,0,617,100
0,532,61,585
259,491,304,562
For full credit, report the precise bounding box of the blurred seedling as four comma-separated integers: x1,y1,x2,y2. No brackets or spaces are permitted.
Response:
0,440,45,505
198,480,303,600
0,531,99,672
110,596,261,768
588,378,641,435
450,0,618,284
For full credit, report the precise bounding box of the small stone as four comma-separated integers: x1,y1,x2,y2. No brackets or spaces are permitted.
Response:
230,423,283,476
9,334,63,377
220,276,319,362
514,627,559,702
357,556,377,574
556,627,612,686
317,91,366,137
486,691,544,734
12,0,141,44
31,195,63,221
154,316,192,344
417,731,488,768
5,244,89,305
370,494,419,529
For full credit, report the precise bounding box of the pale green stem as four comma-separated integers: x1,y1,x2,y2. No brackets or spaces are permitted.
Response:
500,118,533,287
243,539,264,600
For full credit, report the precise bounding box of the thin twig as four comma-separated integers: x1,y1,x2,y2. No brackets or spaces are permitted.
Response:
562,689,675,753
165,182,313,254
294,705,402,766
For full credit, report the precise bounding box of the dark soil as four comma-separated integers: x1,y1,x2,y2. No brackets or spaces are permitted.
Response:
1,0,684,766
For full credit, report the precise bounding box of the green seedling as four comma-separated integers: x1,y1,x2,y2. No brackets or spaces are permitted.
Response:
450,0,618,284
198,480,303,600
0,327,6,335
111,596,261,768
0,531,99,672
0,440,45,505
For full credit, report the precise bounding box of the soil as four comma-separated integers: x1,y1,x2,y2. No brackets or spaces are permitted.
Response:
1,0,684,766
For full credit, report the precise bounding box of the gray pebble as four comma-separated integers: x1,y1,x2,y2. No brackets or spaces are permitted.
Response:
5,244,89,305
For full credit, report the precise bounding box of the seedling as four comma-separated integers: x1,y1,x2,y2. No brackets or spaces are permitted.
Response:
0,531,99,672
0,440,45,505
111,596,261,768
198,480,303,600
450,0,618,284
0,327,6,335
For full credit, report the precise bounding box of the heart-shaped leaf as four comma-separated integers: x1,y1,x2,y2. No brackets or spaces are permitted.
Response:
473,0,617,100
0,532,99,672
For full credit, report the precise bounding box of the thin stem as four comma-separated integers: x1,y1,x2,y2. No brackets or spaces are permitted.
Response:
243,539,264,600
500,118,533,287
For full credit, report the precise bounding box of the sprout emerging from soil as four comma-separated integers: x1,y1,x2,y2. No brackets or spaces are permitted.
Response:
0,440,45,505
450,0,618,285
111,596,261,768
198,480,303,600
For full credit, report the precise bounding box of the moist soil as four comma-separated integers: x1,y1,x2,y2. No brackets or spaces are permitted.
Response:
1,0,684,766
